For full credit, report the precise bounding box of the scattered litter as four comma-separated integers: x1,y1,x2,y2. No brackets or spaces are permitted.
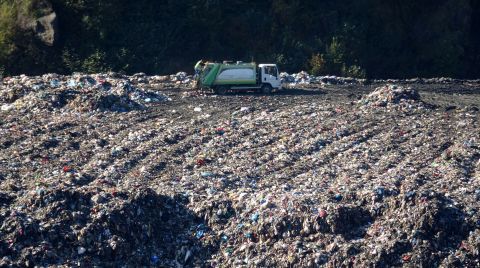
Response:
0,73,179,113
0,75,479,267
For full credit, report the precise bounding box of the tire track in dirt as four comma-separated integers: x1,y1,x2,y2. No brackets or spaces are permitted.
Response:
76,116,174,182
242,114,381,187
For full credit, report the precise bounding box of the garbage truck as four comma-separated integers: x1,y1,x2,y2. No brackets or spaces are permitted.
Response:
195,61,281,94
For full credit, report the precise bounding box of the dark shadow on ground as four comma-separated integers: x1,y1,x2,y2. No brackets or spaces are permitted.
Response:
401,84,480,95
274,88,327,96
373,194,475,267
215,88,326,97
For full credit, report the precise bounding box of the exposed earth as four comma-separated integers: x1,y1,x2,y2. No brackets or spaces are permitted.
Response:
1,75,479,267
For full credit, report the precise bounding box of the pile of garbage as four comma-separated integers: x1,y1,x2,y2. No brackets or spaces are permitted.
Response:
371,77,480,85
170,72,191,84
178,97,478,267
0,187,211,267
280,72,480,88
357,84,425,110
0,73,182,113
1,75,479,267
280,72,365,86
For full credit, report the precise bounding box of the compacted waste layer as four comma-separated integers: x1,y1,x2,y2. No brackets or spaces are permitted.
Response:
1,74,479,267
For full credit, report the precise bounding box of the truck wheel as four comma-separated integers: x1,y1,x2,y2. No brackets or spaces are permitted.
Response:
261,84,272,94
215,86,229,95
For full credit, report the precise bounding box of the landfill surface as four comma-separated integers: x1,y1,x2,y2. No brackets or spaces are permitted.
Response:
1,72,480,267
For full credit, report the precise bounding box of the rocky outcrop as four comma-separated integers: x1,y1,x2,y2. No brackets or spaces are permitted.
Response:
30,12,57,46
17,0,58,46
31,12,58,46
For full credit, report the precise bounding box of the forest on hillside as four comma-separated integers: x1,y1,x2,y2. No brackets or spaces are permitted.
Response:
1,0,479,78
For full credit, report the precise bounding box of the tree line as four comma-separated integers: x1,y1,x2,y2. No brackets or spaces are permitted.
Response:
1,0,479,78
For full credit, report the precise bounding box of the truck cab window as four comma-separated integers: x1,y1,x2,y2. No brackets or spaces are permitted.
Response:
265,67,273,76
263,66,277,77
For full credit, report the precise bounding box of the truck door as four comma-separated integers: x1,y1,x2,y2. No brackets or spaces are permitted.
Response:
262,66,281,89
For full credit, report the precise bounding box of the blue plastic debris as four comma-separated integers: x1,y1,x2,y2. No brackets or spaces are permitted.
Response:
151,255,160,264
195,224,207,239
375,187,385,197
251,212,259,222
201,171,214,178
79,76,96,87
196,230,205,239
475,189,480,200
221,235,228,242
50,79,60,87
101,81,112,90
67,80,77,88
405,191,416,200
216,128,225,135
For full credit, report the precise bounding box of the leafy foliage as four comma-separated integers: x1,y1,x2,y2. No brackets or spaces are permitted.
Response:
0,0,479,78
0,1,17,75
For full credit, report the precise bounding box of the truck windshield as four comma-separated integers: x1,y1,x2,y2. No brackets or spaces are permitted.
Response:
265,66,278,77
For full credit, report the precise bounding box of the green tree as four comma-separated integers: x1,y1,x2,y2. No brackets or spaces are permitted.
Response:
0,2,16,73
0,0,479,77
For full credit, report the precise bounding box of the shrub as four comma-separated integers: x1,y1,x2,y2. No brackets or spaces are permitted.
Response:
0,2,16,69
342,64,366,78
309,53,327,76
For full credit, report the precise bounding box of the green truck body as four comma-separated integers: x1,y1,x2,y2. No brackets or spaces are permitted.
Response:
196,61,281,94
201,62,256,86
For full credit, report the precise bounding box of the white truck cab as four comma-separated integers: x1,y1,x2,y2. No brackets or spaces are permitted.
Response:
259,64,281,90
